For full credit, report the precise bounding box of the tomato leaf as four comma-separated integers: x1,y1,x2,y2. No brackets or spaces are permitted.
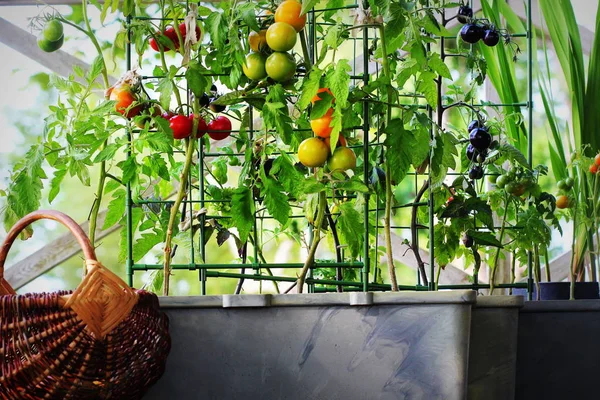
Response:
262,176,291,226
384,119,411,185
298,67,322,111
2,143,45,237
429,53,452,80
335,178,370,194
119,207,143,262
133,232,164,262
205,12,227,49
337,202,364,258
231,187,255,244
186,61,210,98
48,168,67,204
465,229,504,248
103,189,126,230
272,154,304,198
300,0,319,16
418,71,438,108
326,59,351,109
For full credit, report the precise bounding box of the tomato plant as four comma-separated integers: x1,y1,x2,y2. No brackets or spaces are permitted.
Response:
3,0,549,298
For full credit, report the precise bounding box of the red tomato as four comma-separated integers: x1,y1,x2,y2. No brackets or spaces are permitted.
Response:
595,153,600,167
207,116,232,140
189,114,209,138
177,22,201,42
591,164,598,174
149,37,159,51
169,114,193,139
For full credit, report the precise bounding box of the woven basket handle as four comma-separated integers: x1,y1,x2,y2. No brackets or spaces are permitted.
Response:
0,210,98,295
0,211,138,339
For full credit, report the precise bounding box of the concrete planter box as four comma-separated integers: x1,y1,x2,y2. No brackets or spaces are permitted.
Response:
516,300,600,399
468,296,524,400
146,291,476,400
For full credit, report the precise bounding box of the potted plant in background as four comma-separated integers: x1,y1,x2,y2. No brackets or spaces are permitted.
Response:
515,1,600,398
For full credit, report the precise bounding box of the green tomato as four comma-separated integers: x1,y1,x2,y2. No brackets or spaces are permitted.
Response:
265,52,296,82
495,175,509,189
565,177,574,188
43,19,64,42
557,180,568,191
488,174,498,184
242,52,267,81
38,34,64,52
506,170,516,181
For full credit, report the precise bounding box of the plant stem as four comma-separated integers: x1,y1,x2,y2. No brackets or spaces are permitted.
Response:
544,246,551,282
296,191,327,293
80,1,109,88
489,192,509,294
163,138,196,295
299,30,312,73
377,24,398,292
570,205,578,300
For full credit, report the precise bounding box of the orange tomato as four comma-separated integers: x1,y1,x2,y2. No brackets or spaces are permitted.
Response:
109,84,142,118
274,0,306,32
248,29,268,52
311,88,334,105
310,108,334,138
556,195,571,209
595,153,600,167
591,164,598,174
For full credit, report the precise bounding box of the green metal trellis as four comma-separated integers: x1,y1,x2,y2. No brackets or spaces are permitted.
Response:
123,0,533,296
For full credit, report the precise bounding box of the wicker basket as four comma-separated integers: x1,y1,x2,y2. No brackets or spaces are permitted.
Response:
0,211,171,399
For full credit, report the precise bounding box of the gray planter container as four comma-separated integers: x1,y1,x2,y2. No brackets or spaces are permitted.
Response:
146,291,476,400
468,296,523,400
516,300,600,399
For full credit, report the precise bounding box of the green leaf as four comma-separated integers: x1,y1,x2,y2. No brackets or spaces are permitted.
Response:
157,78,174,111
272,154,304,198
94,143,120,163
429,53,452,79
500,143,530,169
301,177,327,194
231,187,255,243
418,71,437,108
337,202,364,258
465,229,503,248
133,232,163,262
205,12,227,48
237,3,260,31
103,189,126,230
48,168,67,204
326,59,351,109
2,143,45,236
119,207,143,262
335,177,370,194
119,157,138,184
298,68,322,110
262,176,291,226
186,62,210,98
300,0,319,15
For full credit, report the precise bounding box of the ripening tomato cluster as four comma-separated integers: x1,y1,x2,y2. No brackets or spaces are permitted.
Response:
465,119,492,180
456,5,501,47
149,22,201,52
37,19,65,53
242,0,302,82
163,108,232,142
108,79,232,142
589,154,600,175
297,89,356,172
